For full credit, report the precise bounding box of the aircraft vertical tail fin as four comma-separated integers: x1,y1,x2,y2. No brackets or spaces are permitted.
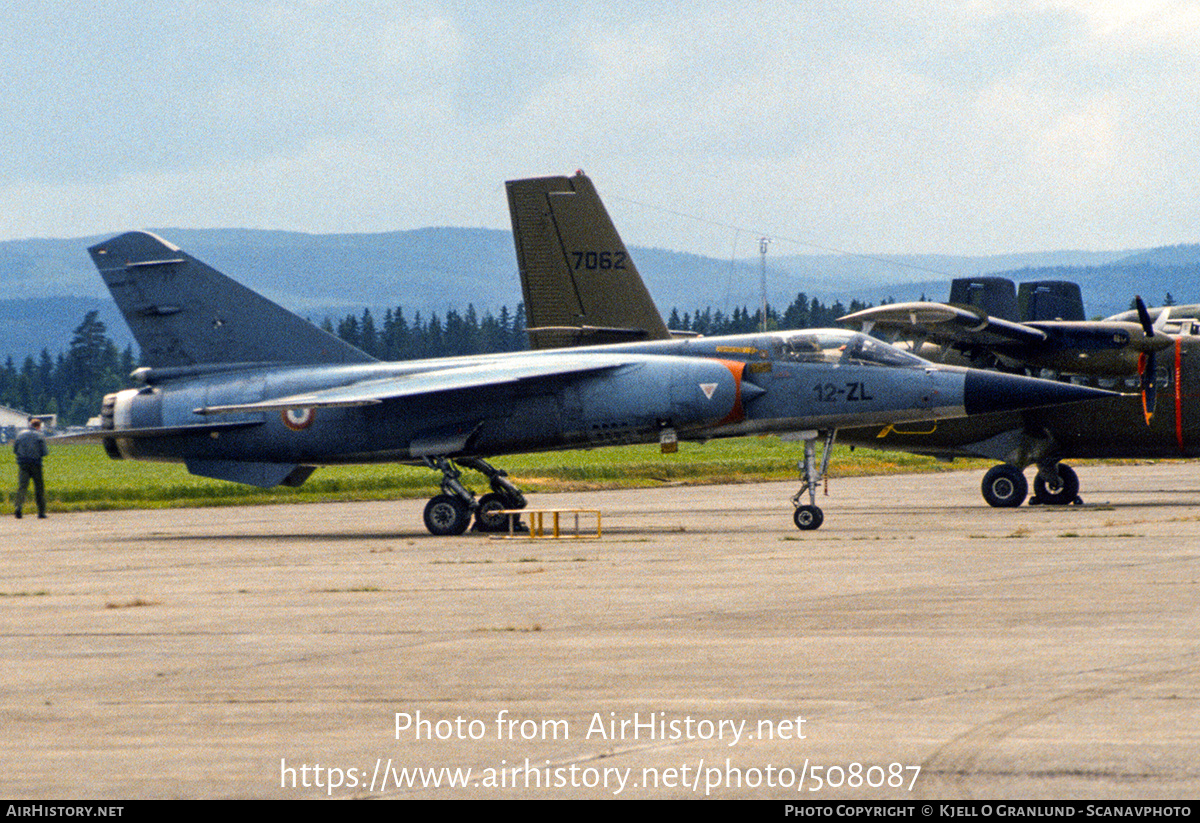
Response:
948,277,1019,321
88,231,376,368
1018,281,1086,321
506,172,671,350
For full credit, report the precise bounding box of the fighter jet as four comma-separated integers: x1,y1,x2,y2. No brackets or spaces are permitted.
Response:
73,219,1110,533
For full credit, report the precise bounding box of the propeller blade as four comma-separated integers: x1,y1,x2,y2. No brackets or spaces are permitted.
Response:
1140,349,1157,424
1135,295,1155,337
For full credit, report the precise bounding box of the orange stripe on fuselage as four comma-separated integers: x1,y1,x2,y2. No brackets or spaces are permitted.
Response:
714,359,747,426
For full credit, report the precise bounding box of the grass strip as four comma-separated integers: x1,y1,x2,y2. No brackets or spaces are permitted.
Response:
2,440,986,513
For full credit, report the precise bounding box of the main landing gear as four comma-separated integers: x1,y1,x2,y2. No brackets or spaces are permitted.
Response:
1031,463,1081,506
791,431,835,531
980,462,1081,508
422,457,528,536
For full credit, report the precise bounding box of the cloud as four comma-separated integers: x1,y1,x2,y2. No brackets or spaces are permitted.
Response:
1,1,1196,254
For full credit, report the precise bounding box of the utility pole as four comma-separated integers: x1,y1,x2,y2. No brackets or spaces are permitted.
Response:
759,236,771,332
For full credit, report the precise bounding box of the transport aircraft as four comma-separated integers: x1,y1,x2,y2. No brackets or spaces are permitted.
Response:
836,276,1199,506
839,279,1171,403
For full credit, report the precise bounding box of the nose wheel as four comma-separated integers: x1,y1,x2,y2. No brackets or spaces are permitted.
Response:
790,430,835,530
793,504,824,530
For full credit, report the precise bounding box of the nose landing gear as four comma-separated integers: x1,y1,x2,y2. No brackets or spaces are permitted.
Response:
790,431,835,530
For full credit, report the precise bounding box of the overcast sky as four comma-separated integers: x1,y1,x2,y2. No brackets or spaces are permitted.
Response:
3,0,1197,259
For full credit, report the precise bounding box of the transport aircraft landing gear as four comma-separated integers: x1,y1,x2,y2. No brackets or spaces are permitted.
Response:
422,457,528,536
981,464,1027,508
1031,463,1081,506
981,462,1082,507
790,430,835,530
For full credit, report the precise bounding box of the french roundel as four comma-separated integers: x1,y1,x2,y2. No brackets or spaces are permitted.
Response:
282,407,316,431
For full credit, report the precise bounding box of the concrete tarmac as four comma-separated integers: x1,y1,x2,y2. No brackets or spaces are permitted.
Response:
2,463,1198,800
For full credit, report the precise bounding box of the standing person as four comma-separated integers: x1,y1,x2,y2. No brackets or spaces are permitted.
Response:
13,418,48,519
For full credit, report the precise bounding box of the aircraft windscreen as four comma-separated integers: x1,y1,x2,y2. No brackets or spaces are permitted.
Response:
778,331,927,368
841,334,929,367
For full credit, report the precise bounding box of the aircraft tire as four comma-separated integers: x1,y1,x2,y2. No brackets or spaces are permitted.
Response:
1033,464,1079,505
793,504,824,530
473,492,512,533
424,494,471,536
981,464,1028,508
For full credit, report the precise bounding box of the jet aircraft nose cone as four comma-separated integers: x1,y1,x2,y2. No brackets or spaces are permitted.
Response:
963,370,1113,416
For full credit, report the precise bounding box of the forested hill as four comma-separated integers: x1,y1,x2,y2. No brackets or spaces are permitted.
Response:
2,227,1198,362
984,245,1200,314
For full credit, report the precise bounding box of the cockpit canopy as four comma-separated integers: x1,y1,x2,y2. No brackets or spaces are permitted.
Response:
775,330,929,368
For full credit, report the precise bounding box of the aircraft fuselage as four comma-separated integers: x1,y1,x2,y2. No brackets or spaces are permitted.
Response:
103,330,987,472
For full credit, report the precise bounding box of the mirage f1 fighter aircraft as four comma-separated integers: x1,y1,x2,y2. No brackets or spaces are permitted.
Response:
81,215,1110,533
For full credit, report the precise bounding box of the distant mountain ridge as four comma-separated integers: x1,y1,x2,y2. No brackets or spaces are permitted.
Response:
2,228,1198,362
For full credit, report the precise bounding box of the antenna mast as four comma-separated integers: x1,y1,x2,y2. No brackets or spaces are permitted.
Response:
759,236,771,332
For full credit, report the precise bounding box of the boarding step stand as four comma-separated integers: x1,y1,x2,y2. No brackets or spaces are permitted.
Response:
495,508,602,539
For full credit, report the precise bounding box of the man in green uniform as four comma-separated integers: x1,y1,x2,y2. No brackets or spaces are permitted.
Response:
13,418,47,519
